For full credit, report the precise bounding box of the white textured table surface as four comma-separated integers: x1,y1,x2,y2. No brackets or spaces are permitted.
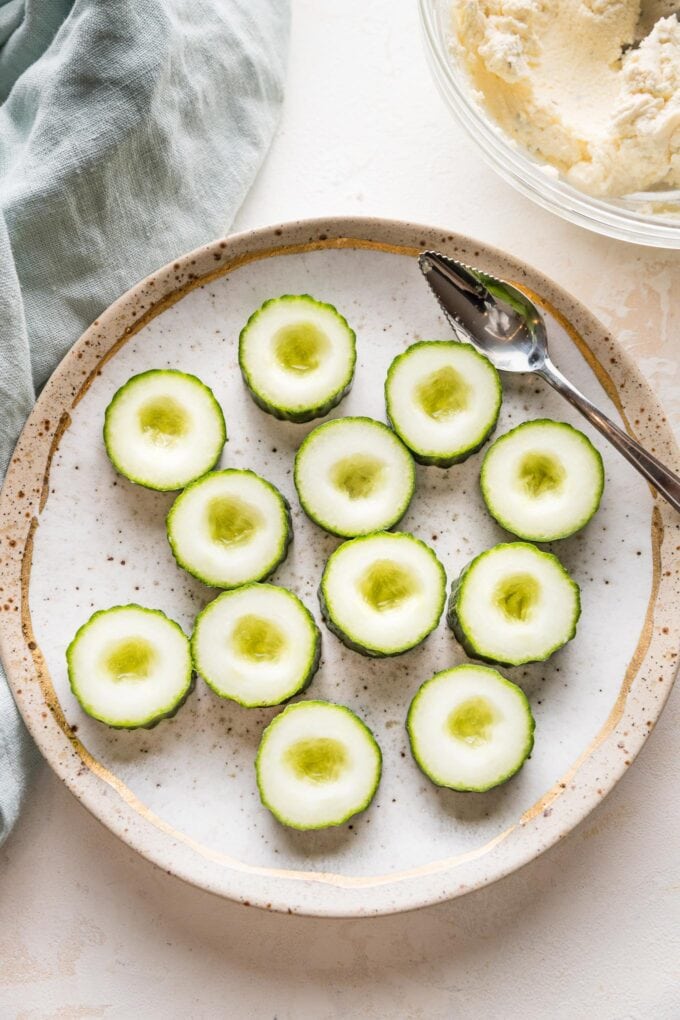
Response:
2,3,679,1017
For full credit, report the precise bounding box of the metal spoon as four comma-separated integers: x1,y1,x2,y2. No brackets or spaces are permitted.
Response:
419,250,680,514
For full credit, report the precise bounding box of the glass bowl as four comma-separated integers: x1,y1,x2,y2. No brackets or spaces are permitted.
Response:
419,0,680,248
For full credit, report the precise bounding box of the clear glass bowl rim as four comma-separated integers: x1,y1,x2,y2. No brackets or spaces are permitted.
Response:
418,0,680,249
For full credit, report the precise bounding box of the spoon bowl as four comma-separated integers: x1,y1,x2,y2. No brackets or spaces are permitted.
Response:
419,250,680,515
419,252,548,372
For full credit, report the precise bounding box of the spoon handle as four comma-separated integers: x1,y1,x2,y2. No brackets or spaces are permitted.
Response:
538,358,680,514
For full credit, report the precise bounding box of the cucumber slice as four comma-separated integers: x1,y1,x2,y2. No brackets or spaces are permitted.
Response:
407,664,535,792
166,469,292,588
385,341,501,466
103,369,226,490
319,531,446,657
66,605,193,729
255,700,382,829
191,583,321,707
294,416,416,537
448,542,581,666
481,419,605,541
238,294,356,423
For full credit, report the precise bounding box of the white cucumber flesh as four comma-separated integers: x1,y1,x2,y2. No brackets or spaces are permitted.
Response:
448,541,580,666
103,369,226,490
320,531,446,657
256,700,382,829
239,294,356,423
66,605,193,729
294,416,415,537
385,341,501,466
191,583,321,707
481,419,604,541
166,469,292,589
407,664,535,792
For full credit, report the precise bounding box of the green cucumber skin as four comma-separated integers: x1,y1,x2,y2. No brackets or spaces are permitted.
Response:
238,294,357,424
200,633,320,708
129,675,196,730
103,369,227,491
385,408,499,468
447,543,582,667
302,495,410,540
72,674,196,731
294,416,417,537
166,470,293,589
384,340,502,468
317,582,397,658
446,558,485,661
66,604,194,730
318,532,447,658
318,582,427,658
296,631,322,697
262,491,293,581
406,665,535,792
244,376,354,425
191,584,322,708
480,418,605,541
255,700,382,830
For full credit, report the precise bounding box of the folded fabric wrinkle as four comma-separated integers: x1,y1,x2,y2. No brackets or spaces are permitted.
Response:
0,0,290,844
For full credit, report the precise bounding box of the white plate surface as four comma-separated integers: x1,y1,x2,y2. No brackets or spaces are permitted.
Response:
1,218,678,916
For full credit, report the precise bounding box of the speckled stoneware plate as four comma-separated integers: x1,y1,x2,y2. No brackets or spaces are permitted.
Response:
1,217,678,917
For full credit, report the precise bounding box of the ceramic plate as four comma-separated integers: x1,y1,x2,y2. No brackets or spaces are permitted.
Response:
1,218,678,917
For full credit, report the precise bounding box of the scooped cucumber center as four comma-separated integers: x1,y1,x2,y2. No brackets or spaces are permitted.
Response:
518,451,566,498
416,366,471,420
285,737,348,783
231,614,286,662
448,696,497,746
330,454,385,500
103,637,157,682
359,559,420,611
494,573,541,623
206,496,262,546
273,321,329,374
138,396,189,446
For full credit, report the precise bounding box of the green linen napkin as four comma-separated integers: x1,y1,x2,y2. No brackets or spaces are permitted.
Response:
0,0,289,844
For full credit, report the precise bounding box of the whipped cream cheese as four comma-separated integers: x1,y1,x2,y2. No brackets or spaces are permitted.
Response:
451,1,680,197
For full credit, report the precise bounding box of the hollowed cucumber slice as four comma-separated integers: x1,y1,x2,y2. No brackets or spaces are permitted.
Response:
385,341,501,466
319,531,446,657
238,294,356,423
481,419,605,541
255,700,382,829
448,542,581,666
294,416,416,537
191,583,321,707
407,664,535,791
103,369,226,490
167,469,292,588
66,605,193,729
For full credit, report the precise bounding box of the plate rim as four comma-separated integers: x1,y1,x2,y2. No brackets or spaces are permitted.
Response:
1,215,678,917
